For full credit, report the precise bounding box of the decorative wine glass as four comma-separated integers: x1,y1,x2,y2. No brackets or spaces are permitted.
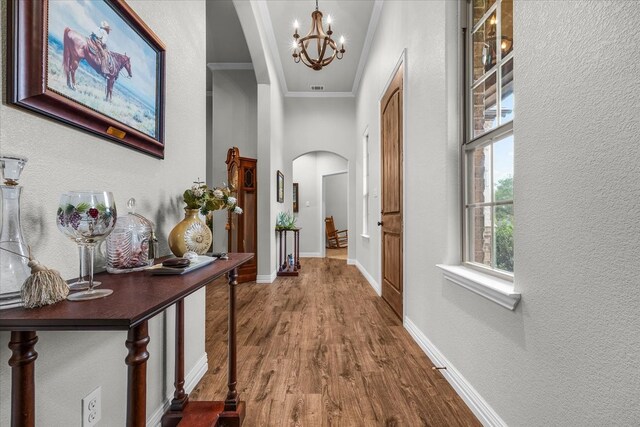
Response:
57,191,117,301
56,209,97,290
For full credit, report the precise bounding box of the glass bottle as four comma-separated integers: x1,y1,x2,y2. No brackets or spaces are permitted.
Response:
0,156,30,308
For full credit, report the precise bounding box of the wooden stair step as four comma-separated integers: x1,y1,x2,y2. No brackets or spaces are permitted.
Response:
177,401,224,427
175,401,246,427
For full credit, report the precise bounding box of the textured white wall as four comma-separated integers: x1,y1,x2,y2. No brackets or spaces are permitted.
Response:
0,1,207,425
324,172,348,232
356,0,640,425
210,69,257,252
269,76,286,274
511,1,640,424
292,153,319,253
292,152,348,255
284,97,356,260
234,0,286,279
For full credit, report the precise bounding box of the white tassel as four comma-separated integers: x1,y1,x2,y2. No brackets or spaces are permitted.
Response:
21,259,69,308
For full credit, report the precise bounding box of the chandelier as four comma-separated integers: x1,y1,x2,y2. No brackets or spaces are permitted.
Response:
292,0,345,71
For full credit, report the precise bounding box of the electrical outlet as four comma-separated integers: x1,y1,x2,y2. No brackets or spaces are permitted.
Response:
82,386,101,427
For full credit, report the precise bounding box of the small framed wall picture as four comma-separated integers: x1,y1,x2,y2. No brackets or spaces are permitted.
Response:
277,170,284,203
293,183,299,212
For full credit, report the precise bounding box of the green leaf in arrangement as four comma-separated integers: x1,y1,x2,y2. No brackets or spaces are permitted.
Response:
75,202,90,213
183,190,198,209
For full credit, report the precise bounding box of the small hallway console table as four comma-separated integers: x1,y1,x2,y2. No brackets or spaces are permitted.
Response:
0,253,254,427
276,228,301,277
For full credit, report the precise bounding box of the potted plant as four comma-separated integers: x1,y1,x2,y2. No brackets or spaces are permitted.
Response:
275,211,297,230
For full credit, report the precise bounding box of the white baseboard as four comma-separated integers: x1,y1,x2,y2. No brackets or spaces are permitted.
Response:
403,318,507,427
300,252,322,258
256,270,277,283
347,258,356,265
184,353,209,393
146,353,209,427
354,260,381,295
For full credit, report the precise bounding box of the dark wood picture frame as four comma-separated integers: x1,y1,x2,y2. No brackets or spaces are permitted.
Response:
292,183,299,212
7,0,166,158
277,170,284,203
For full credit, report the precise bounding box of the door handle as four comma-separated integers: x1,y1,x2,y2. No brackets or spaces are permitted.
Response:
377,221,383,226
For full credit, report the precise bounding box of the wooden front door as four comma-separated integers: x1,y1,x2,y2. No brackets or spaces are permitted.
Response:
380,64,403,319
226,148,257,283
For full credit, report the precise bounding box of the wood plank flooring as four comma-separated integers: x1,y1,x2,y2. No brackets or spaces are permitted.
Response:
325,248,348,260
189,258,481,427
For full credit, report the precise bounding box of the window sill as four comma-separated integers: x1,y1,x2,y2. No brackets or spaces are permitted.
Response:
436,264,521,310
361,234,370,239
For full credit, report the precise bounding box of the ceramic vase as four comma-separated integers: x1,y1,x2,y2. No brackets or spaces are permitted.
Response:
168,208,212,257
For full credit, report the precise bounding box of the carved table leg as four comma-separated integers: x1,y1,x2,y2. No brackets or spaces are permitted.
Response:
8,331,38,427
283,234,288,270
218,267,245,426
161,300,188,427
125,321,150,427
278,231,284,271
295,230,301,270
170,299,188,411
225,267,239,412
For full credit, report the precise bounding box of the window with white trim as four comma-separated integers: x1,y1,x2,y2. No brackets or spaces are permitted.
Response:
464,0,514,276
362,130,370,236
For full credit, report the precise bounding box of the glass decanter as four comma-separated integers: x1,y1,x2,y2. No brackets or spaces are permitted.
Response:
0,156,30,309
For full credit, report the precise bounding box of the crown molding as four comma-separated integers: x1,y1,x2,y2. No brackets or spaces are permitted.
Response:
206,62,254,71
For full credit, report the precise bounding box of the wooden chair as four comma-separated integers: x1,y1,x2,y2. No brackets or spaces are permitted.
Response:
325,216,348,248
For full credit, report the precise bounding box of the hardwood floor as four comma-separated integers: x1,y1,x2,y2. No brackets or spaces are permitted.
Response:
190,258,481,426
325,247,348,260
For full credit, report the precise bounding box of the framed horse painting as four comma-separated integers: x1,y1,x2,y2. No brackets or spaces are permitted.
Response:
7,0,166,158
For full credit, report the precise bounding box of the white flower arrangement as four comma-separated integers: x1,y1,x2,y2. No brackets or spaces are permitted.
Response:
182,179,242,216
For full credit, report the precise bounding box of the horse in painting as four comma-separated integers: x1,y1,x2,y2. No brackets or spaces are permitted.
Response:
62,27,132,102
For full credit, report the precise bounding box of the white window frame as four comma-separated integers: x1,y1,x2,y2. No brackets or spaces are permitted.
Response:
462,0,514,281
362,128,370,238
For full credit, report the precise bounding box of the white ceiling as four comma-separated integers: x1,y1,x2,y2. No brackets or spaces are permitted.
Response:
264,0,380,95
206,0,382,97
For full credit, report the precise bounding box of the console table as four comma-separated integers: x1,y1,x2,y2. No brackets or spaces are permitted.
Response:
276,228,301,276
0,253,254,427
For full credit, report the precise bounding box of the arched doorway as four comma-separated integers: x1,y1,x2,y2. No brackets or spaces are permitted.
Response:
292,151,349,259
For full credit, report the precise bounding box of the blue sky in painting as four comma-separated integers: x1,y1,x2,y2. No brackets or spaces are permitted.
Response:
48,0,158,110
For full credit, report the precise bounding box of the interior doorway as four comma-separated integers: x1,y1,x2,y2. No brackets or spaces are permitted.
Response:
380,62,404,319
291,151,348,259
322,171,348,260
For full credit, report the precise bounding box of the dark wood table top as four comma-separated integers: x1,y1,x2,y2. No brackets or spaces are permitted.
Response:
0,253,253,331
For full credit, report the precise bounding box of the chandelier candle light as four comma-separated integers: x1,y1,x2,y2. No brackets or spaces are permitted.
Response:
292,0,345,70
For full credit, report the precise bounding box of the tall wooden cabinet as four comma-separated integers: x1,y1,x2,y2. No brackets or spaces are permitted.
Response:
226,147,257,283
